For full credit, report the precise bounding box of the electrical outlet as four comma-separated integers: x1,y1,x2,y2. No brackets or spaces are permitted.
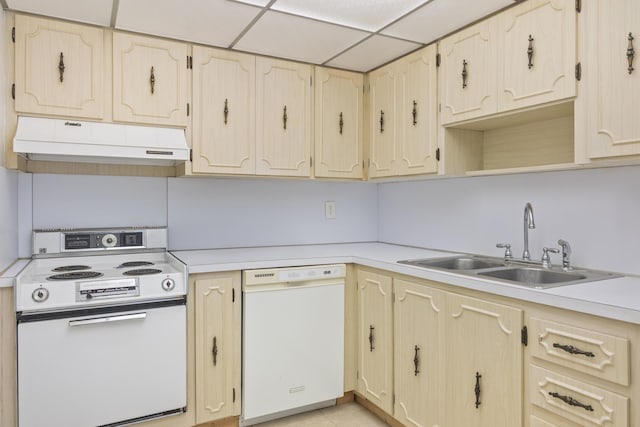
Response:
325,201,336,219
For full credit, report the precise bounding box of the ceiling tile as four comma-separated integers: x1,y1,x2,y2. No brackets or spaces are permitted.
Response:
382,0,513,44
6,0,113,26
326,35,420,72
116,0,262,48
271,0,431,32
234,11,370,65
232,0,271,6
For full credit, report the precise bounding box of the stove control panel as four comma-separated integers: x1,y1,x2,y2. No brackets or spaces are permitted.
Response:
64,231,143,250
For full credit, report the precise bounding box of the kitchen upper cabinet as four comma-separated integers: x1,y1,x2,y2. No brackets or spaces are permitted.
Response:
256,58,312,177
440,18,498,125
445,293,523,427
14,15,104,119
368,63,397,178
314,67,363,179
497,0,576,112
356,269,393,414
394,279,444,427
192,272,241,423
395,45,439,176
112,32,189,127
580,0,640,159
191,47,255,175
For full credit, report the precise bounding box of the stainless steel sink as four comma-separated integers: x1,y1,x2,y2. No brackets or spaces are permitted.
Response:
397,255,622,289
399,256,505,271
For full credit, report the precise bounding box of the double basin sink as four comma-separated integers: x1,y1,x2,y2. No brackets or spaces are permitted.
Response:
397,255,621,289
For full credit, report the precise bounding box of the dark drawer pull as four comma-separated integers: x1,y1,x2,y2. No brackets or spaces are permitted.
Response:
549,391,594,412
553,343,595,358
474,372,481,408
369,325,375,352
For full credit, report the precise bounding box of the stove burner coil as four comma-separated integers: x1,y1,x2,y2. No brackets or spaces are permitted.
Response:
117,261,155,268
123,268,162,276
52,265,91,272
47,271,104,281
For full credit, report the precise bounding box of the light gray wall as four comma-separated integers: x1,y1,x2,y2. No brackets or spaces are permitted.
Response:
378,165,640,275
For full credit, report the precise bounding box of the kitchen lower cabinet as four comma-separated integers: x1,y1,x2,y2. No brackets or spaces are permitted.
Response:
393,279,444,427
192,272,241,424
356,269,393,414
112,32,189,127
13,14,104,119
445,293,523,427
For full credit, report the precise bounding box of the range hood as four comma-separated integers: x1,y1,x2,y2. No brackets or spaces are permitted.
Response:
13,116,190,166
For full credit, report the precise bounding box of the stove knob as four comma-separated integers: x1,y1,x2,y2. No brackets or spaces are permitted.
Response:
101,233,118,248
32,287,49,303
161,278,176,291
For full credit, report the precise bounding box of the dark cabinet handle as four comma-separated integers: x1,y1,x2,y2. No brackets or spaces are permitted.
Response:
58,52,65,82
462,60,468,89
553,343,595,358
628,33,635,74
224,98,229,124
474,372,482,408
527,35,534,69
339,112,344,135
212,336,218,366
379,110,384,133
412,100,417,126
369,325,375,352
549,392,594,412
413,345,420,376
150,66,155,94
283,105,287,130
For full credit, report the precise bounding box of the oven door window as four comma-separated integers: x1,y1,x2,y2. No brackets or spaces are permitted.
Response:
17,304,186,427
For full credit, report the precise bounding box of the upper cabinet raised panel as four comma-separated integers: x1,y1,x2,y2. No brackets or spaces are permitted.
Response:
255,58,312,177
112,32,189,127
497,0,576,112
14,15,104,119
440,18,498,125
314,67,363,179
191,47,255,175
368,63,397,178
396,45,439,175
583,0,640,159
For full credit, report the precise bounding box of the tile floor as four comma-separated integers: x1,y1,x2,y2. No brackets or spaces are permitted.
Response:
253,402,388,426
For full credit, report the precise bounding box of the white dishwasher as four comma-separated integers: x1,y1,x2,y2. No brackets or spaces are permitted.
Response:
242,264,345,426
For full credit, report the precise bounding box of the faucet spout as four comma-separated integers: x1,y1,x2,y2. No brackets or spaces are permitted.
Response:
523,203,535,260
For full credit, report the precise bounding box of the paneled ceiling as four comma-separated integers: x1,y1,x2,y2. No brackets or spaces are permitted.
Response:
3,0,515,72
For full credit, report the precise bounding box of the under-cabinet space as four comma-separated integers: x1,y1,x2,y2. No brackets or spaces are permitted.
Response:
441,104,575,176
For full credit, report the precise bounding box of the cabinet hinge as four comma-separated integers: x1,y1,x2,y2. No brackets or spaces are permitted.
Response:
187,103,190,116
438,103,441,113
436,147,440,162
521,326,528,346
436,53,441,67
233,387,236,403
186,55,193,69
575,0,581,12
393,394,396,405
232,288,235,302
310,156,313,167
310,76,312,86
12,27,15,43
575,62,582,81
189,149,193,162
11,83,15,100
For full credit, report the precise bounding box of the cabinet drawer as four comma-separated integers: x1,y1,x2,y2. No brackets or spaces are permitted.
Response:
530,365,628,427
529,317,629,386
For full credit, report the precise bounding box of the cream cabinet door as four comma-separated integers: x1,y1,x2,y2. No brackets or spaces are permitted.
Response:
14,15,104,119
368,64,397,178
191,47,255,174
394,279,444,427
497,0,576,112
256,58,312,177
583,0,640,158
440,18,498,125
357,269,393,414
314,67,363,179
112,32,188,126
445,293,523,427
192,272,241,424
396,45,439,176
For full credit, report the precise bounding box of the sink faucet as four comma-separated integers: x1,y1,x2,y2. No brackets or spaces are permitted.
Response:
523,203,536,260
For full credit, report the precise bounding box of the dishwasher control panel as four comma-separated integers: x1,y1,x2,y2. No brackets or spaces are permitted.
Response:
243,264,346,287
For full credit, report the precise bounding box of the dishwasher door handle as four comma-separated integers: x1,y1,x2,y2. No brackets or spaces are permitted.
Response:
68,312,147,327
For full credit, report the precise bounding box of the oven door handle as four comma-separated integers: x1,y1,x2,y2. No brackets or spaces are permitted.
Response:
68,312,147,327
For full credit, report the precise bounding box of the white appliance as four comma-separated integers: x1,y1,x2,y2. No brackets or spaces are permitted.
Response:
242,264,345,426
15,228,187,427
13,116,189,166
